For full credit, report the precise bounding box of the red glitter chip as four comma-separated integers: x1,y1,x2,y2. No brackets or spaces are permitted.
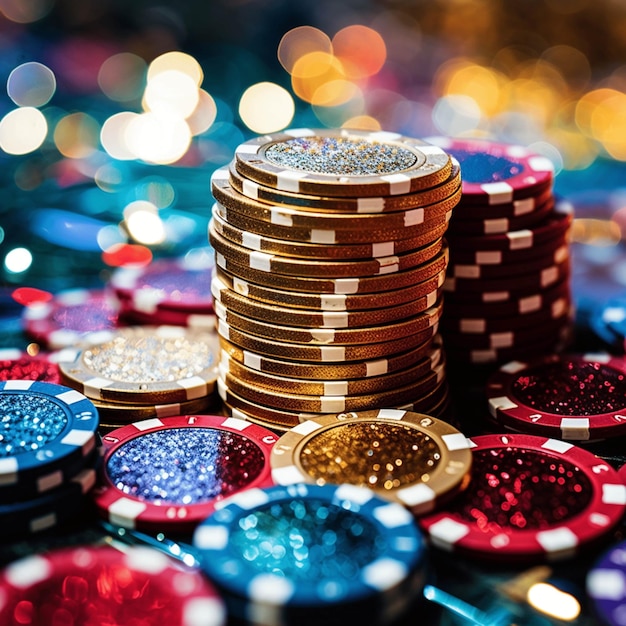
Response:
93,414,277,533
0,348,61,384
486,354,626,441
0,545,226,626
418,433,626,562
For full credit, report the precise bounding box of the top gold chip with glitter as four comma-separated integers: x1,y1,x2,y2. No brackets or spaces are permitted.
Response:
270,408,472,516
58,326,219,405
234,129,452,197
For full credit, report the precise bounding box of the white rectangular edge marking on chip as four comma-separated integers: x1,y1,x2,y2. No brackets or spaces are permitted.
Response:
586,569,626,600
460,319,486,333
441,433,473,451
373,502,414,528
224,487,271,511
425,518,470,551
61,429,94,447
276,169,308,193
4,380,34,390
109,497,148,528
250,251,273,272
320,346,345,361
222,416,252,431
322,311,349,328
287,128,315,138
134,418,164,432
377,408,405,420
485,218,510,234
243,351,262,370
560,418,590,441
242,231,262,251
184,597,226,626
488,396,518,418
193,524,230,551
320,294,347,311
602,483,626,505
404,208,424,227
514,197,534,216
310,229,336,244
235,143,261,155
242,178,260,200
507,230,533,250
270,208,293,227
31,513,57,533
357,197,385,213
335,483,374,505
541,438,574,454
271,465,306,485
320,396,346,413
366,360,389,377
541,266,559,287
529,155,554,173
324,381,348,395
37,470,64,492
381,173,411,195
481,182,513,204
372,242,395,257
177,376,208,399
536,527,578,560
362,558,408,591
310,328,335,343
334,278,359,294
397,483,435,512
248,575,294,624
0,457,18,486
476,251,502,265
520,295,541,314
501,360,528,374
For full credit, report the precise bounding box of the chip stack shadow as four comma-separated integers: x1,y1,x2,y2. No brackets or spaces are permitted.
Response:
426,137,574,380
208,128,461,431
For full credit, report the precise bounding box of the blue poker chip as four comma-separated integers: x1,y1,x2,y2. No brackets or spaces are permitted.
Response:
587,539,626,625
193,483,428,626
590,297,626,353
0,380,99,493
0,465,97,540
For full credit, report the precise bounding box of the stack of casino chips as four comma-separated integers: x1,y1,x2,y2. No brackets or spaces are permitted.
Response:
208,128,461,431
427,137,574,370
57,325,220,431
0,379,100,539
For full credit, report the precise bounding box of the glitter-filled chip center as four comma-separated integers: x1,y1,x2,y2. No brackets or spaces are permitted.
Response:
265,136,419,176
511,360,626,415
0,393,67,457
229,498,382,580
454,447,592,530
449,150,523,183
107,428,265,504
83,335,214,383
300,421,441,490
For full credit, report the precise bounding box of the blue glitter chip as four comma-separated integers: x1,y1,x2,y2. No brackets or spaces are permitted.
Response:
192,483,427,626
0,380,99,494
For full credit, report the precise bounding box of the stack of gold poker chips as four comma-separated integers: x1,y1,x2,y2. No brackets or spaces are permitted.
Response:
57,325,220,432
209,128,461,431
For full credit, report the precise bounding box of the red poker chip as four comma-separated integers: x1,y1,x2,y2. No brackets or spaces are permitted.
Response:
452,186,553,220
487,353,626,442
442,279,571,319
0,545,226,626
110,254,215,314
447,197,554,236
447,245,568,281
619,463,626,486
117,302,216,330
93,414,278,533
427,137,554,204
419,433,626,562
0,348,62,383
21,289,120,349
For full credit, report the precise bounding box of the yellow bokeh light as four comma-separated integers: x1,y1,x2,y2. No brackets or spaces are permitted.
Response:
123,200,166,245
332,25,387,79
0,0,53,23
575,88,620,137
147,51,203,87
54,112,100,159
125,111,191,165
239,82,294,134
100,112,139,161
311,79,360,107
143,70,200,119
278,26,332,74
0,107,47,155
291,51,345,104
187,89,218,136
527,583,580,621
99,53,147,103
341,115,381,131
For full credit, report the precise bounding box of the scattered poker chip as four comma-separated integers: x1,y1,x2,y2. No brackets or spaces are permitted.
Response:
0,466,96,539
0,380,99,496
426,136,554,204
223,159,462,212
451,186,554,220
590,296,626,352
0,348,61,383
446,197,554,235
219,334,443,381
211,209,445,261
0,545,226,625
193,483,428,625
234,128,452,197
110,251,215,314
419,433,626,562
93,414,278,533
486,353,626,441
58,325,219,405
214,243,448,294
587,539,626,626
215,264,445,311
21,288,120,349
270,409,472,515
117,302,216,331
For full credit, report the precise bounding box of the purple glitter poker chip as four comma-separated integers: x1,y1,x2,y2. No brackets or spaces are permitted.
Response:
419,433,626,562
587,539,626,626
110,252,215,314
93,414,278,533
486,353,626,441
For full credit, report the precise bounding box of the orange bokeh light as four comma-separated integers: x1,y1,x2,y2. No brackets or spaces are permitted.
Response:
332,25,386,79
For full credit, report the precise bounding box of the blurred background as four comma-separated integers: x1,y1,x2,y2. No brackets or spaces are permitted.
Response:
1,0,626,330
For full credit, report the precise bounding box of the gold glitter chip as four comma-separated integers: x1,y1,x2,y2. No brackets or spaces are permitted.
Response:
270,409,472,515
233,129,452,197
58,326,219,405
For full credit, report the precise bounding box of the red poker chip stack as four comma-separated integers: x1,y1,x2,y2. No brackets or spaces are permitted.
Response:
427,137,574,378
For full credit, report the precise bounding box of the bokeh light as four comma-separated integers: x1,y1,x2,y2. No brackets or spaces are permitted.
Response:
0,0,53,23
100,112,139,161
125,112,191,164
0,107,48,155
143,70,200,118
147,51,204,87
187,89,218,136
278,26,332,74
98,53,147,103
332,25,387,79
4,248,33,274
123,200,166,245
7,62,56,107
54,112,100,159
238,82,294,133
